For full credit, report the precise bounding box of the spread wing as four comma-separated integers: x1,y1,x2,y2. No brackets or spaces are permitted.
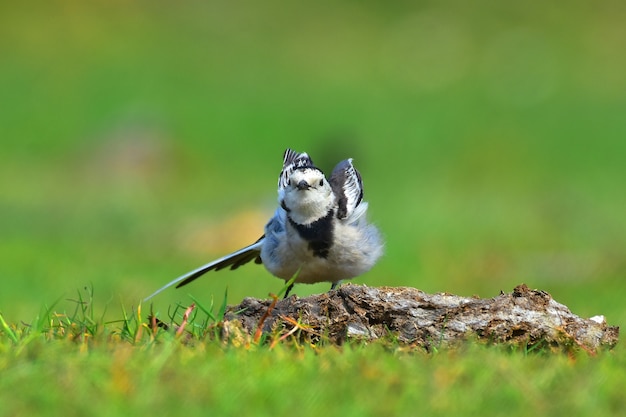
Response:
329,158,363,219
278,149,315,190
144,238,264,301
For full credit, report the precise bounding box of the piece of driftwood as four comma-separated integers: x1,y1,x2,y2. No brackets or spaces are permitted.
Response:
222,284,619,352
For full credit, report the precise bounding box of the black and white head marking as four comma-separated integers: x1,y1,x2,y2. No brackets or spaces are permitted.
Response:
279,149,316,190
329,158,363,219
280,165,333,224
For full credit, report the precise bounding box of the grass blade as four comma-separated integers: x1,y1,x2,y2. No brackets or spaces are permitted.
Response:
0,313,18,344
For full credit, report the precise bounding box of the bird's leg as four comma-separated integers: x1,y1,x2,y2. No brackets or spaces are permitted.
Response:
283,282,295,299
330,281,342,291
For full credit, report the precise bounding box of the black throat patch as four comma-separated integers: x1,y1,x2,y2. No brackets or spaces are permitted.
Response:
288,210,334,258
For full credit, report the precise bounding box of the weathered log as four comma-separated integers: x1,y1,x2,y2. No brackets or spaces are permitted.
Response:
222,284,619,352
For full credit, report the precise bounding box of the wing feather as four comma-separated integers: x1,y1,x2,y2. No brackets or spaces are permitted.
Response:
329,158,363,219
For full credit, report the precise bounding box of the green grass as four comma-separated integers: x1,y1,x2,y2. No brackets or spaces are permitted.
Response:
1,0,625,415
0,290,624,417
3,342,625,417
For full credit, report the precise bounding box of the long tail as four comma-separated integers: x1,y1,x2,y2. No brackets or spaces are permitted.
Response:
144,237,264,301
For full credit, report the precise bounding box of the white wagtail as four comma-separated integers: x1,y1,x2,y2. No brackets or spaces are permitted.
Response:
145,148,383,300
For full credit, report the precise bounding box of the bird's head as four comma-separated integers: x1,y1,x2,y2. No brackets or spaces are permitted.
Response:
281,167,334,225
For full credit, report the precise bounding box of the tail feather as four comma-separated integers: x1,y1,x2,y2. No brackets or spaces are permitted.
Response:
144,238,264,301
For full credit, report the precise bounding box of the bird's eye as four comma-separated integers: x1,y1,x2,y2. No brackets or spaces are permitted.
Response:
319,179,324,186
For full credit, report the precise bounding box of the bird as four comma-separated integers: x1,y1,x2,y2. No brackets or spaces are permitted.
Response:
144,148,383,301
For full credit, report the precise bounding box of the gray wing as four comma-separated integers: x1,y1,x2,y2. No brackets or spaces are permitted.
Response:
144,238,264,301
329,158,363,219
278,149,315,190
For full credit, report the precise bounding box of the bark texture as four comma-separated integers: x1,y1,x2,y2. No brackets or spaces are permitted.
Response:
222,284,619,352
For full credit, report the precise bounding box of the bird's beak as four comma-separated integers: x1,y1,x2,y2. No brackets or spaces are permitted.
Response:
296,180,310,190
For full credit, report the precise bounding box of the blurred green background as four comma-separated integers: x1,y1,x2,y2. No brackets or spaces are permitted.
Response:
1,0,624,326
